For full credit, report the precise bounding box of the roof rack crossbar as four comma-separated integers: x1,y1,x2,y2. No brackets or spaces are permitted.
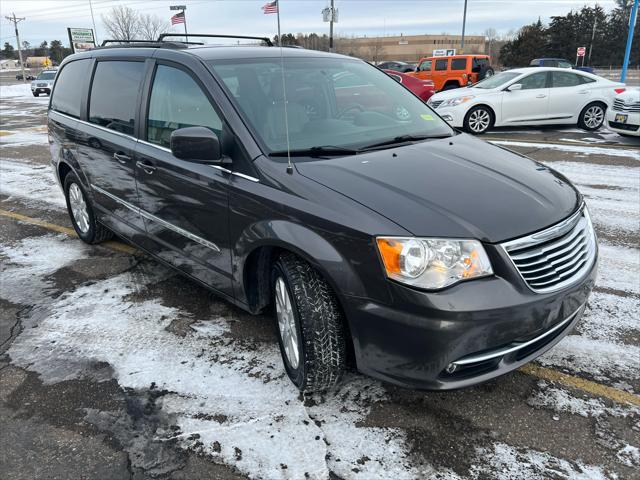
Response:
157,33,273,46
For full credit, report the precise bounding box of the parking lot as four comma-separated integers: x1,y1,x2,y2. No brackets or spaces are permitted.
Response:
1,69,639,480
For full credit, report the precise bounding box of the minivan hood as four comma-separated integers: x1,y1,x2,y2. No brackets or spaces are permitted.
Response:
295,134,581,243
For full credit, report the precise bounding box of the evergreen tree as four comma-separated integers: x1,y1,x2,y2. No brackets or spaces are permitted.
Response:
1,42,16,59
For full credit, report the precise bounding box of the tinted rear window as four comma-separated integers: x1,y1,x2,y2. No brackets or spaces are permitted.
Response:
89,61,145,136
50,60,90,118
451,58,467,70
435,59,448,71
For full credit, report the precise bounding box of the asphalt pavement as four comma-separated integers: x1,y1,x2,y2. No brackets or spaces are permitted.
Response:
1,74,639,480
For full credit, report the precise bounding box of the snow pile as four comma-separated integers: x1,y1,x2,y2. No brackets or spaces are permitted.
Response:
491,139,640,161
1,83,32,98
0,127,49,147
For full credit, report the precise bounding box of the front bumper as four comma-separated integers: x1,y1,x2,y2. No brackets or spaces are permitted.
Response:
32,87,51,94
431,106,465,128
341,247,597,390
606,110,640,136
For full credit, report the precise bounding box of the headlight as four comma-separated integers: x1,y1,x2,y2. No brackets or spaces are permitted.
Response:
376,237,493,289
440,95,475,108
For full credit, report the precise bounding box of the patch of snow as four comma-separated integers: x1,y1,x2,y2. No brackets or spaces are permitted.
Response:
538,334,640,383
0,234,89,304
0,127,48,147
578,291,639,344
471,443,610,480
8,266,427,479
597,243,640,295
0,159,65,209
528,383,639,418
0,83,48,102
491,139,640,160
616,444,640,468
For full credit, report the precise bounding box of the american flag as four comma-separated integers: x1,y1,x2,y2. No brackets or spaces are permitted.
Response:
262,1,278,14
171,11,185,25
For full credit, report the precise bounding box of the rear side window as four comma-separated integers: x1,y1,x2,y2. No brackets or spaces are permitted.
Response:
89,61,145,136
579,75,596,84
451,58,467,70
519,72,548,89
551,71,582,88
50,59,90,118
147,65,222,148
435,59,448,71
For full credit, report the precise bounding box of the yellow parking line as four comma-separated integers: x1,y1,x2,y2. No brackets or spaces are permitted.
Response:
520,364,640,407
485,137,639,151
2,209,639,407
0,208,137,255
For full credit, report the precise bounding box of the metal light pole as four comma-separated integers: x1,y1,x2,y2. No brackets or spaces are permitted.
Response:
587,16,597,66
329,0,334,52
5,13,27,83
322,1,338,52
621,0,638,83
88,0,98,44
461,0,468,52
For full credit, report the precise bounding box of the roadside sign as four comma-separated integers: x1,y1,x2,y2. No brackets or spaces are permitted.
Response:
577,46,586,57
433,49,456,57
67,27,96,53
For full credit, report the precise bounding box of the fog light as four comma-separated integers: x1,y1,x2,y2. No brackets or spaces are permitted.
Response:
445,363,457,374
441,114,453,123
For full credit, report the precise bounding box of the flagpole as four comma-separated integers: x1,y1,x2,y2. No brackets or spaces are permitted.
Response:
182,8,188,43
276,2,281,46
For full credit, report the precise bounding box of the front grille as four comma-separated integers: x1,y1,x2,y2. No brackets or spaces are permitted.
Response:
608,121,639,131
429,100,443,109
37,83,48,87
501,206,597,293
612,98,640,113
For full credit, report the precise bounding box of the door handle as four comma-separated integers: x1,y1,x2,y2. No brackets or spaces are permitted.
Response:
535,94,547,98
578,90,589,94
113,152,131,164
136,160,157,174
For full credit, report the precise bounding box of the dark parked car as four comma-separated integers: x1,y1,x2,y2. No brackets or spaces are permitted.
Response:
48,36,598,393
377,60,416,73
16,73,36,80
530,58,595,74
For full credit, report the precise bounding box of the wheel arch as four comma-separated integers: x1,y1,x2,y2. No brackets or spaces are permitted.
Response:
464,103,496,131
235,220,366,314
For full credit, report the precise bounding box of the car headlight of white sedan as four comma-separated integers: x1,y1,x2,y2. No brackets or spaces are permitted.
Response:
440,95,475,108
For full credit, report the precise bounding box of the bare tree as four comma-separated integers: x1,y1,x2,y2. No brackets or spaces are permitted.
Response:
102,6,140,41
138,13,170,41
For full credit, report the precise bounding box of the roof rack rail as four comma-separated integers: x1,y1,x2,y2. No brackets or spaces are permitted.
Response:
157,33,273,46
99,39,204,49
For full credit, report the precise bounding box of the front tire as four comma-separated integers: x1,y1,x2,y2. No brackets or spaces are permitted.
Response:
272,253,346,393
578,102,605,131
63,172,113,244
32,92,39,97
464,105,494,134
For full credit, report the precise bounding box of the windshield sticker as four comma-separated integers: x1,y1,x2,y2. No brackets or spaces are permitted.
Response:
421,114,435,121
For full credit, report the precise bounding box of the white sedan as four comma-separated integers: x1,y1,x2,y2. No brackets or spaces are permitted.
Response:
428,67,625,134
605,89,640,136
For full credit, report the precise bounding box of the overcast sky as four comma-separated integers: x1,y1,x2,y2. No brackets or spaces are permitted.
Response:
0,0,619,47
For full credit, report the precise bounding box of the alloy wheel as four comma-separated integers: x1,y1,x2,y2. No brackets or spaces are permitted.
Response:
468,108,491,133
69,183,90,233
584,105,604,129
275,276,300,369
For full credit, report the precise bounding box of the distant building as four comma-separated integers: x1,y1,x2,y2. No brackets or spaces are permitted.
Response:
342,34,486,63
0,59,21,69
25,56,52,68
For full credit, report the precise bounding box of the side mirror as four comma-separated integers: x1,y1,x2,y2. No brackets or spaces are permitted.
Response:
507,83,522,91
170,126,222,162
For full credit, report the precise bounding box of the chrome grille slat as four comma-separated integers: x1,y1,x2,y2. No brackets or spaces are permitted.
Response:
520,242,587,277
429,100,443,109
501,206,597,293
613,98,640,113
524,249,588,283
514,232,585,268
509,225,584,261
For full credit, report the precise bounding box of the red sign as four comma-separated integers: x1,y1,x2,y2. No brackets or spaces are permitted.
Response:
577,47,586,57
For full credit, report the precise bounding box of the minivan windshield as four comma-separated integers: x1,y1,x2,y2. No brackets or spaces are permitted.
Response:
208,57,453,157
473,71,520,89
37,71,56,80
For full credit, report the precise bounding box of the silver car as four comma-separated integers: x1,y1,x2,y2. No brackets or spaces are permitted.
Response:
31,70,57,97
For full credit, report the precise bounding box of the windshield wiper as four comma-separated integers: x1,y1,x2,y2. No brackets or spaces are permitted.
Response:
269,145,360,157
360,133,452,151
